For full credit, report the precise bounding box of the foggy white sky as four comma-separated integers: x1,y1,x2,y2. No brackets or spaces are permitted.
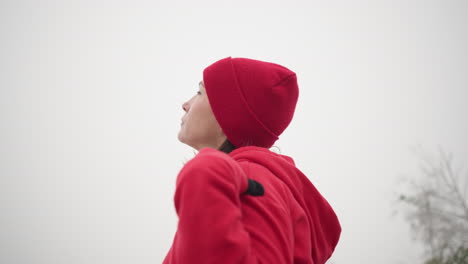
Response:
1,1,467,263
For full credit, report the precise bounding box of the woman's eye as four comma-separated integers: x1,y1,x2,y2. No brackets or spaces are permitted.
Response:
197,91,201,95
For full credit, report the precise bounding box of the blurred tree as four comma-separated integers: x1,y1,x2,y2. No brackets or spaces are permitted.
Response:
398,146,468,264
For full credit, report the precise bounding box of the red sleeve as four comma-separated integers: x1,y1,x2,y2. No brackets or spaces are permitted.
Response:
163,148,259,264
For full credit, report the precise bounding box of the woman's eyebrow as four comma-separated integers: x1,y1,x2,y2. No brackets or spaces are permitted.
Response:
198,81,203,87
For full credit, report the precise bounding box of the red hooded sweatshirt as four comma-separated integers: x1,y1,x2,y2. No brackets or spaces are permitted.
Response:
163,146,341,264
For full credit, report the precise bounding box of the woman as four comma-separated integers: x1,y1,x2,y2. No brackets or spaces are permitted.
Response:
163,57,341,264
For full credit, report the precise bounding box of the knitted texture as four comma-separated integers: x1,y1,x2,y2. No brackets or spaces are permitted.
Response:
203,57,299,148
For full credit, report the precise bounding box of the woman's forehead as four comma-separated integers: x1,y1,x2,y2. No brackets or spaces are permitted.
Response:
199,81,205,90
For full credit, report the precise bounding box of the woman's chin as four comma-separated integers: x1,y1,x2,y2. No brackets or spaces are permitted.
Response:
177,131,185,144
177,132,192,147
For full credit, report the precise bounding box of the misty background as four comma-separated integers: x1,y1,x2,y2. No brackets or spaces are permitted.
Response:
1,1,467,263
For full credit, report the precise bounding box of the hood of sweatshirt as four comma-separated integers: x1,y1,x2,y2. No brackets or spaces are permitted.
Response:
229,146,341,263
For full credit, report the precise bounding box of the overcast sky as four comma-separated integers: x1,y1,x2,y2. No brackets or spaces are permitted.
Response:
1,1,467,263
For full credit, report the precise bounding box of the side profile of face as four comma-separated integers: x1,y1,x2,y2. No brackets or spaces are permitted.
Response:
178,81,227,150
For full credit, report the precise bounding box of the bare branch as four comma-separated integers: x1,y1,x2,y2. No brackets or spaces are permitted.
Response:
397,145,468,263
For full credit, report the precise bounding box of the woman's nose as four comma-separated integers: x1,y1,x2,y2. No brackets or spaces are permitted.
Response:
182,101,189,112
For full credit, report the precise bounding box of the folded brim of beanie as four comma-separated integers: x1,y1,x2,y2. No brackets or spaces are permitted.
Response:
203,57,279,148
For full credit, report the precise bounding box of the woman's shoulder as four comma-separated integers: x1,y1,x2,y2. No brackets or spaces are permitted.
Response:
176,147,248,192
180,147,238,174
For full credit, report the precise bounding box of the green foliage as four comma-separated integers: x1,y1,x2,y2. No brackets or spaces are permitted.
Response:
424,247,468,264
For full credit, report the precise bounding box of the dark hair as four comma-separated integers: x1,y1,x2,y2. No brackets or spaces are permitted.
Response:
218,139,237,154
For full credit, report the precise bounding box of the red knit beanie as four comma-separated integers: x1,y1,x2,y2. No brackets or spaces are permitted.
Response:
203,57,299,148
